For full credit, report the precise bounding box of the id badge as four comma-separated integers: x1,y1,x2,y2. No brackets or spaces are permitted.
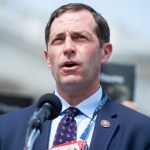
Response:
48,139,88,150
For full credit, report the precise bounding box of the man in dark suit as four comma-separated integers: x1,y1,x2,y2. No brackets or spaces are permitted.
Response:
0,3,150,150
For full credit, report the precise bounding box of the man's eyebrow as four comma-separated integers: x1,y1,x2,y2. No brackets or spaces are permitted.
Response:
71,30,89,35
70,31,93,39
50,30,91,39
50,32,64,39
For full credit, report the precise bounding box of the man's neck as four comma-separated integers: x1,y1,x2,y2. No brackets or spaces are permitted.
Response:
56,84,99,106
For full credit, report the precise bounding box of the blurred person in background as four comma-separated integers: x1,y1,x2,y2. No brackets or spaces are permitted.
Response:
105,84,138,111
0,3,150,150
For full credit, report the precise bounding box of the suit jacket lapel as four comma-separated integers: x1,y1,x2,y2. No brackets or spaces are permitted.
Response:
89,100,119,150
33,120,52,150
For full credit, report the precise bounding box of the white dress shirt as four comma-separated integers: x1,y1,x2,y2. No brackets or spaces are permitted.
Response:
48,86,103,148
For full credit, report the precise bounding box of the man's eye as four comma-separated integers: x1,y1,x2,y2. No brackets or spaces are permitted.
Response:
80,35,86,39
73,35,87,41
77,35,86,39
51,37,64,45
54,37,63,41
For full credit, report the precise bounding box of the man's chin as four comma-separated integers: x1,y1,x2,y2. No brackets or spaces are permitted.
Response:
60,77,82,87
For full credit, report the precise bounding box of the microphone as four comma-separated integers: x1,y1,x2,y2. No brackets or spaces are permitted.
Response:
25,93,62,150
28,93,62,129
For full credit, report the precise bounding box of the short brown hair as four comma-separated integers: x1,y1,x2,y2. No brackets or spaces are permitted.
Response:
45,3,110,47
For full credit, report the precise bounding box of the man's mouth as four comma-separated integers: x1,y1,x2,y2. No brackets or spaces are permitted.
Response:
62,61,79,68
61,61,79,68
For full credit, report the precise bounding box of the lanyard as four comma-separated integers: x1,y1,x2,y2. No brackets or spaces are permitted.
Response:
80,91,107,141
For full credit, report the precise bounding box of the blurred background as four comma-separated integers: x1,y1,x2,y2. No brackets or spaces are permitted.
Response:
0,0,150,115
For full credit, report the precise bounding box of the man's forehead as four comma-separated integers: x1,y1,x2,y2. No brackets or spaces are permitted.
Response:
55,9,93,20
50,10,96,37
51,10,96,28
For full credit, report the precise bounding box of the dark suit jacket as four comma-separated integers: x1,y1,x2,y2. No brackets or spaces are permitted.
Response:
0,99,150,150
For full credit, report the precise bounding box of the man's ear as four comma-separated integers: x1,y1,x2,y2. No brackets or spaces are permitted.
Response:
44,48,51,68
100,42,112,64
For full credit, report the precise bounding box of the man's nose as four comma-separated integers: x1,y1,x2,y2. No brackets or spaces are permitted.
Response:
63,37,76,55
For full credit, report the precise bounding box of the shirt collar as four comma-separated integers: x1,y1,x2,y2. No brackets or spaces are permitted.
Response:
54,86,103,119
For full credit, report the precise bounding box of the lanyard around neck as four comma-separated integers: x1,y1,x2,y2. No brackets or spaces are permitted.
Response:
80,91,108,141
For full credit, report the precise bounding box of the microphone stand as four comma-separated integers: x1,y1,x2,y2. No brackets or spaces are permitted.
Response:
25,128,40,150
24,105,44,150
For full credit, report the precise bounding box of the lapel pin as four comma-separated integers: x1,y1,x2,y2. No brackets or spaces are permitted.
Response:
101,120,110,128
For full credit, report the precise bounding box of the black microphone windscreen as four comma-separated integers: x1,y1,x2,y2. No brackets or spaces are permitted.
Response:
36,93,62,120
